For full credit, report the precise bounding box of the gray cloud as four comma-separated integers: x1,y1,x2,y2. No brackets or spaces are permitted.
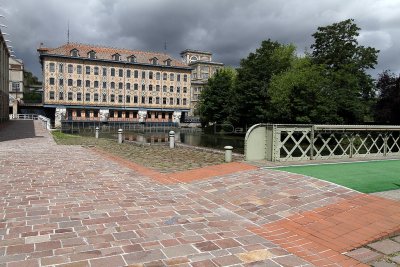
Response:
1,0,399,79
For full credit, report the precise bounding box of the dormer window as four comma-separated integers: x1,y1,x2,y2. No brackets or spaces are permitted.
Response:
150,57,158,65
128,55,137,63
112,53,121,61
164,59,172,66
88,50,96,59
70,49,79,57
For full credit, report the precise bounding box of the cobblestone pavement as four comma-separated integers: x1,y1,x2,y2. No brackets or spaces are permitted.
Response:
371,189,400,201
1,120,400,267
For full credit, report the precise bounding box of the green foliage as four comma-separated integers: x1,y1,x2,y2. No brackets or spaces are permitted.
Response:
198,67,237,126
23,70,42,86
311,19,379,123
374,71,400,124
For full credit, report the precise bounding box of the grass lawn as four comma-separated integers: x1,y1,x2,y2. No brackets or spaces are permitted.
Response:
275,160,400,193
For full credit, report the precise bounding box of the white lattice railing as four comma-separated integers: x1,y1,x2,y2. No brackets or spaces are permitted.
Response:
245,124,400,162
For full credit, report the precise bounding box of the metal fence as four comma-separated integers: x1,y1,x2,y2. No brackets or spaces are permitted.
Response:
245,124,400,161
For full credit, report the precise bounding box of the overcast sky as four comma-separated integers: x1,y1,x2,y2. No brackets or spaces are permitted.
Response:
1,0,399,79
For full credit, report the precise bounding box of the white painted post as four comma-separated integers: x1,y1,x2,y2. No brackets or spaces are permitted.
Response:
118,128,123,144
169,130,175,148
224,146,233,162
95,127,99,139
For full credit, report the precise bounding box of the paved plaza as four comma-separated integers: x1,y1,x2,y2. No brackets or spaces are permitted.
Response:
0,120,399,267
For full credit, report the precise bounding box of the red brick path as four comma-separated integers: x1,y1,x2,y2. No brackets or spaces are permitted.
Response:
250,194,400,266
91,147,257,184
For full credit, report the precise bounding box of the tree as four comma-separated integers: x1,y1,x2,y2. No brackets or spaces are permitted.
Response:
23,70,42,87
268,57,339,123
234,40,296,126
374,71,400,124
310,19,379,123
198,68,236,126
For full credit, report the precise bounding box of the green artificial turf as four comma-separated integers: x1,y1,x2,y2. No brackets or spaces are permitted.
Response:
276,160,400,193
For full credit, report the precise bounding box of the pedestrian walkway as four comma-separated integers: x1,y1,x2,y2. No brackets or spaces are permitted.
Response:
0,120,399,267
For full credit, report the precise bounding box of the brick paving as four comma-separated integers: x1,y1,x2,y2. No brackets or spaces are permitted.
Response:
1,120,400,267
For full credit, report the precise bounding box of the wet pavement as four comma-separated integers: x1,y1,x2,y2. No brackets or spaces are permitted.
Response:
0,120,399,267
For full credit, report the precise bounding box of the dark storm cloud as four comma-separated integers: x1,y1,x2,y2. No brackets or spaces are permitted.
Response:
1,0,399,79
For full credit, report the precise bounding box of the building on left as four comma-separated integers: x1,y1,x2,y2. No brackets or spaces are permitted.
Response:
38,43,192,128
0,27,10,123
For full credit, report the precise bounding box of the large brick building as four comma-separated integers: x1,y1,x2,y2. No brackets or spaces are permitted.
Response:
38,43,192,127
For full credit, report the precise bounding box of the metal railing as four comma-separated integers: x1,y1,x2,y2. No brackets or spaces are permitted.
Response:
245,124,400,162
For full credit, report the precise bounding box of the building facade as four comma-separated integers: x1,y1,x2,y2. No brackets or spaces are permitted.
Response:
180,50,224,116
0,28,10,123
38,43,192,127
9,57,24,105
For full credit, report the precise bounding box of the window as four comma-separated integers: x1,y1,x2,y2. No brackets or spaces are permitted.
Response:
183,87,187,93
94,93,99,102
134,83,138,90
177,74,180,82
176,98,180,105
163,86,167,92
118,82,123,89
170,86,173,92
85,110,90,118
141,71,146,79
88,51,96,59
68,92,73,100
156,72,160,80
59,92,64,100
85,66,90,75
85,93,90,101
94,81,99,88
68,64,73,73
102,94,107,102
77,79,82,87
71,49,79,57
142,84,145,91
134,70,138,78
170,73,174,81
149,85,153,91
165,59,171,66
118,95,123,103
118,69,123,77
162,97,166,104
77,110,81,117
127,70,131,78
149,71,153,79
126,95,131,103
151,58,158,65
169,97,173,105
77,92,82,101
49,91,55,100
134,96,138,103
112,54,120,61
102,82,107,89
49,63,55,72
110,94,115,102
184,74,187,82
156,97,160,104
50,78,55,85
156,85,160,91
94,67,99,75
111,82,115,89
77,65,82,74
111,68,115,76
141,96,145,104
183,98,187,105
202,73,209,79
177,87,180,93
68,79,73,86
149,97,153,104
163,73,167,80
59,64,63,73
59,79,64,86
190,56,198,63
129,56,136,63
126,83,131,90
85,80,90,87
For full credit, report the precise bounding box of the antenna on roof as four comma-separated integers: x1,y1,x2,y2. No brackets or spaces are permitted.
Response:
67,19,70,44
164,40,167,54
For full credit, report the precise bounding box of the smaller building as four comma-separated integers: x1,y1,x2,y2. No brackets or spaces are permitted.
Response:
180,49,224,116
9,57,24,105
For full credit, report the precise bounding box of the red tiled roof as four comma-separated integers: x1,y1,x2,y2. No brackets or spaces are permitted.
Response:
41,43,188,68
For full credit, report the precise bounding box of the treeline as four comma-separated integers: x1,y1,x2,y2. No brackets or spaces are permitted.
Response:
199,19,400,127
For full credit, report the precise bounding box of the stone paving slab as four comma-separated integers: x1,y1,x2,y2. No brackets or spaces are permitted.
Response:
1,120,400,267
